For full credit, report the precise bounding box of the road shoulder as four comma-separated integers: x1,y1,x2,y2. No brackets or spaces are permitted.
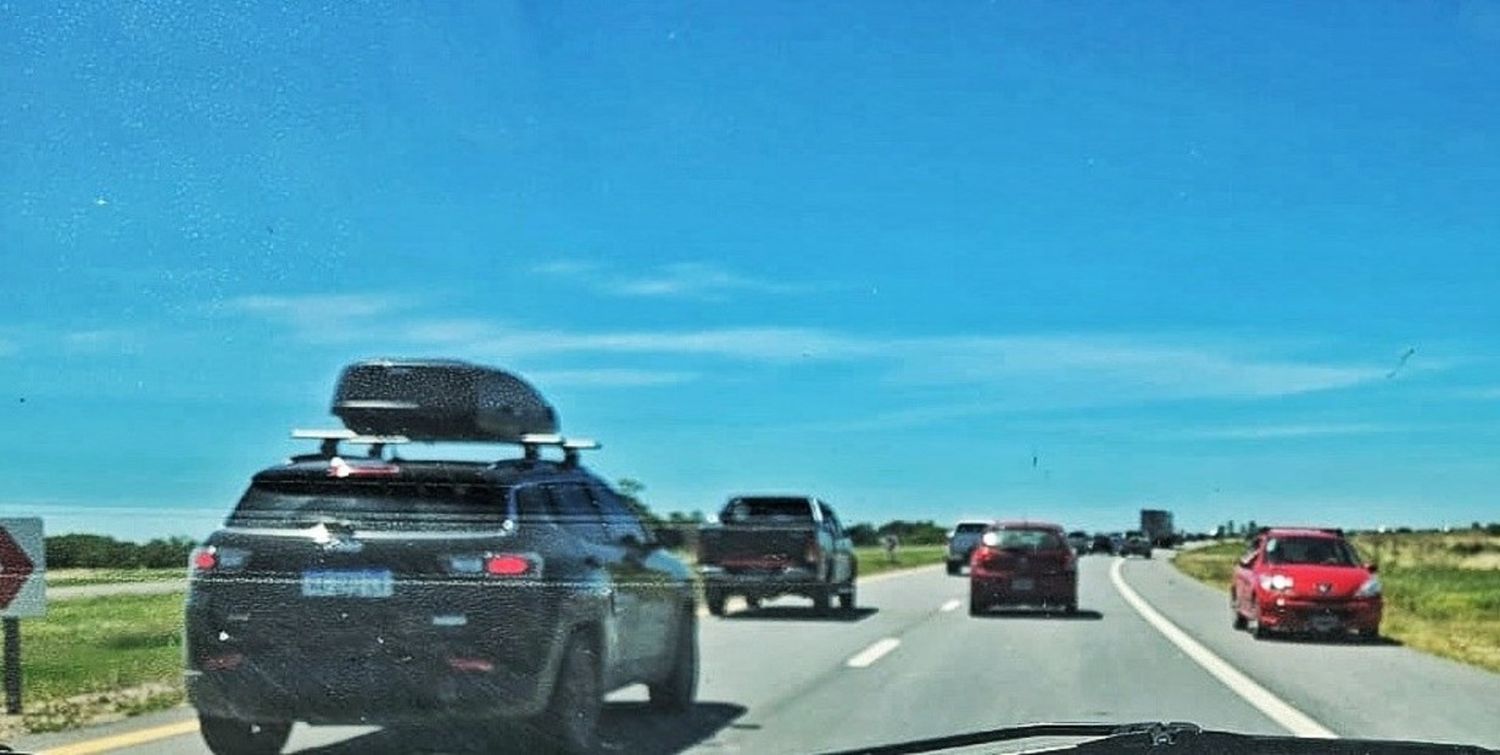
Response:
1124,554,1500,748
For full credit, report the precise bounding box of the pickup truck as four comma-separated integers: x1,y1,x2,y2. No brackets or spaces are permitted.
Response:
696,496,857,615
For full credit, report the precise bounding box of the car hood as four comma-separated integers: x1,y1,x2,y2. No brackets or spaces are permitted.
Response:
1263,564,1373,598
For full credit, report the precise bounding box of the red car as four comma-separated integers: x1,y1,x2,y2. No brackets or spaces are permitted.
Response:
1231,527,1382,640
969,521,1077,615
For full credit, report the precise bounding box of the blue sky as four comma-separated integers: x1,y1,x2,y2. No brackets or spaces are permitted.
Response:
3,2,1499,540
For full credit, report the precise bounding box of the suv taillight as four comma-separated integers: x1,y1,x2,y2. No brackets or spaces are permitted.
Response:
446,552,542,578
190,546,249,573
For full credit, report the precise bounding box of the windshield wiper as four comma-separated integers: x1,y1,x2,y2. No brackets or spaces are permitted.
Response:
817,721,1496,754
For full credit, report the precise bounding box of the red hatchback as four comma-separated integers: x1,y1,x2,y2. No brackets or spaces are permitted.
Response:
969,521,1077,615
1231,527,1382,640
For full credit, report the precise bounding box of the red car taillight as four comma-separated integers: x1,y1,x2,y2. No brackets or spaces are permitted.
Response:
972,546,1007,570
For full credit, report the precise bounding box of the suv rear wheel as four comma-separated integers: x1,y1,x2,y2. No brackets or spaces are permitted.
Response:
532,634,602,754
199,716,291,755
648,608,698,712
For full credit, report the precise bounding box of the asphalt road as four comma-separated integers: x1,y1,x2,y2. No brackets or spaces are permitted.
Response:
18,555,1500,754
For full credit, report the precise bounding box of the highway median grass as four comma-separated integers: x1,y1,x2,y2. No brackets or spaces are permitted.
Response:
2,592,187,737
853,544,947,577
1172,533,1500,673
46,568,185,588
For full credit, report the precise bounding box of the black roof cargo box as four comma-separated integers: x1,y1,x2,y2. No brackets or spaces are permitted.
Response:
332,359,559,442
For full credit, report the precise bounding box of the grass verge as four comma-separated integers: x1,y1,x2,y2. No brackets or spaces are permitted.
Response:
853,544,947,577
46,568,185,588
1172,537,1500,673
0,592,186,738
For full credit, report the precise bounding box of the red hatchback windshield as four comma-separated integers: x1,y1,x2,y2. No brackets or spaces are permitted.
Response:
1264,537,1361,567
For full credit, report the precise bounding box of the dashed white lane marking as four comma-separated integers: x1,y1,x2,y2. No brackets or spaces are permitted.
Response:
1109,558,1336,738
845,637,901,668
940,598,962,612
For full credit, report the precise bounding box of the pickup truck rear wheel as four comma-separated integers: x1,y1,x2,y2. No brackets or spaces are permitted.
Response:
838,582,856,612
649,608,698,712
811,587,832,614
946,562,960,575
744,596,761,610
199,716,291,755
705,589,727,617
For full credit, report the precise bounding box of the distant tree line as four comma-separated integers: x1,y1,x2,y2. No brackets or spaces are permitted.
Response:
1214,520,1500,538
617,480,948,547
46,533,196,569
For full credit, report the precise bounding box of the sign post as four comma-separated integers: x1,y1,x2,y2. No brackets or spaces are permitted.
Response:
0,517,45,715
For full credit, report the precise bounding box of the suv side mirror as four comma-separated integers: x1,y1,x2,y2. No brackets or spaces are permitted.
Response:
654,527,685,550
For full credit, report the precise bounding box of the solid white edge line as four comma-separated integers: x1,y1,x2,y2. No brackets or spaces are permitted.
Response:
940,598,962,612
1109,558,1336,738
845,637,901,668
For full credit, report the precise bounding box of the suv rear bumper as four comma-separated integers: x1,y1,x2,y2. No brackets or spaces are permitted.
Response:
186,657,554,724
184,583,575,724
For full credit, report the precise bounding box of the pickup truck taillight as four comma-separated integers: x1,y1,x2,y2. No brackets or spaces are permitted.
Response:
805,536,822,566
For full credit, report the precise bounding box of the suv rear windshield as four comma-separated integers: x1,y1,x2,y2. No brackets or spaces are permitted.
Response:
954,523,988,534
1265,536,1361,566
993,528,1066,550
228,480,510,530
722,497,813,523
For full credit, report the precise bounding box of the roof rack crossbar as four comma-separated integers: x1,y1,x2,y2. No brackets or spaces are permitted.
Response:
291,429,411,459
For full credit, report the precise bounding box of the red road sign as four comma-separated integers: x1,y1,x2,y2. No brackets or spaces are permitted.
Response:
0,529,35,611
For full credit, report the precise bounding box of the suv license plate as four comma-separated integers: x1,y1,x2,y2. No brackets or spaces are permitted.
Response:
1011,577,1034,591
301,570,394,599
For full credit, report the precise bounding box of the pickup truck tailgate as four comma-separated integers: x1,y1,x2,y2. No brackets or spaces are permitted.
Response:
699,525,813,569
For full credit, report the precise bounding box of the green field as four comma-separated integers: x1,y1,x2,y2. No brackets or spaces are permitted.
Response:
853,544,947,577
45,568,185,588
1173,532,1500,673
8,592,187,735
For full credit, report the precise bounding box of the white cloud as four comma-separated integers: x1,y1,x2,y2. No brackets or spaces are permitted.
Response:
463,326,873,362
526,369,699,388
229,296,1393,405
531,260,599,277
227,294,407,326
1454,386,1500,400
62,329,142,355
534,260,820,299
1185,423,1395,440
882,335,1384,398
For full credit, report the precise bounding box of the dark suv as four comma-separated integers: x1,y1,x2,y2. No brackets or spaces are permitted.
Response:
184,361,698,754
